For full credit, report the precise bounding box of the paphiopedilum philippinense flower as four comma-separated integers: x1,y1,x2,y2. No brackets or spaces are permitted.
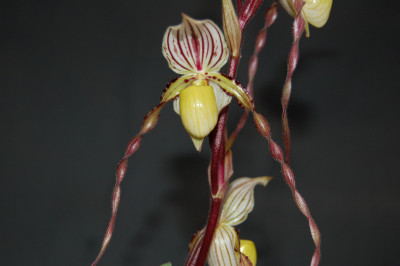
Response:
280,0,332,36
161,14,253,151
190,176,272,266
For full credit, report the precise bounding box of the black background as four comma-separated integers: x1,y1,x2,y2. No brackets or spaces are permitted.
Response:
2,1,400,265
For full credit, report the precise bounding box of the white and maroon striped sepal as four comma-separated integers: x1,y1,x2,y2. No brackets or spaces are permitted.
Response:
162,14,229,75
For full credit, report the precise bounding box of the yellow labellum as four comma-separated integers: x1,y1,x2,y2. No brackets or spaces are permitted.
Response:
179,80,218,151
240,239,257,266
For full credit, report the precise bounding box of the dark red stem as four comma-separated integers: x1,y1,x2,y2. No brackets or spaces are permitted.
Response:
186,198,223,266
185,2,260,263
210,107,229,194
185,43,241,266
185,107,228,266
228,56,240,78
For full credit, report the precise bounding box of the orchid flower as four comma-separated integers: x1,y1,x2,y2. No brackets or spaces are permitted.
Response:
92,3,328,265
190,176,272,266
161,14,253,151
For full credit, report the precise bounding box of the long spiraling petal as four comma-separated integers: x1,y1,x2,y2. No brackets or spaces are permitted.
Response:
281,0,305,164
207,73,254,111
220,177,272,226
253,111,321,266
162,14,229,75
91,102,167,266
93,75,195,265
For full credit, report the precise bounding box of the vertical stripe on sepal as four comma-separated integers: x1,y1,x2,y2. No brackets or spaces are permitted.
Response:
207,225,240,266
162,14,229,75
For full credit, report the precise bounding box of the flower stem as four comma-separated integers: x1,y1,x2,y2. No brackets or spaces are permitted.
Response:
185,4,256,263
186,198,223,266
185,107,228,266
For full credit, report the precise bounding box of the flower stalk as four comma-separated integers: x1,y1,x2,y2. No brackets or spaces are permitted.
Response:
185,0,269,263
185,106,228,266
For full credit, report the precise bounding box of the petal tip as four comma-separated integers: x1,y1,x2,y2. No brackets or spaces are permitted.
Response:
254,176,273,186
191,137,204,152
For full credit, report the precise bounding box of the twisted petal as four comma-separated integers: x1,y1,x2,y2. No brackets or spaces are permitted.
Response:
207,225,240,266
206,73,254,111
162,14,229,75
220,177,272,226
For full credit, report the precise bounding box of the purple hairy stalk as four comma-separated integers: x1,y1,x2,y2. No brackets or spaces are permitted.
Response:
281,0,306,165
253,112,321,266
91,103,166,266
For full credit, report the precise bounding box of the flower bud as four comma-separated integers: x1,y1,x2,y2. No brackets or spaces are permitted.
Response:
179,80,218,151
240,239,257,266
280,0,333,28
280,0,332,36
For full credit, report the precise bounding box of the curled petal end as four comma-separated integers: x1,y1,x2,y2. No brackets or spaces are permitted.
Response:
191,136,204,152
220,176,272,226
